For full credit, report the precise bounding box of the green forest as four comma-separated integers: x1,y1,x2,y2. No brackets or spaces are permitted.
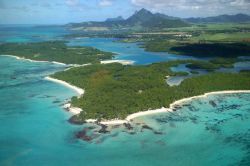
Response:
0,41,114,64
52,61,250,122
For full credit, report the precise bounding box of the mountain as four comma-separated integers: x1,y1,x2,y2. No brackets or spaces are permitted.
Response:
126,8,155,23
105,16,124,22
125,8,189,28
185,14,250,23
67,8,189,31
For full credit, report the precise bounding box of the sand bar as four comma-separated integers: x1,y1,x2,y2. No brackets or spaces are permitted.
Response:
101,60,135,65
1,55,67,65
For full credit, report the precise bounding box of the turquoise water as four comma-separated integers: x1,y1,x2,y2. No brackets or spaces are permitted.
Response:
1,56,250,166
0,25,69,43
167,62,250,86
67,38,200,65
1,25,250,165
0,24,199,65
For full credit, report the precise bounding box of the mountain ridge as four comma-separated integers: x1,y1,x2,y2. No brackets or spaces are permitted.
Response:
185,13,250,23
66,9,250,31
67,8,189,31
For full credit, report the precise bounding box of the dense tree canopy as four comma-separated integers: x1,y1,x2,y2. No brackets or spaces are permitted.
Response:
53,61,250,121
0,41,114,64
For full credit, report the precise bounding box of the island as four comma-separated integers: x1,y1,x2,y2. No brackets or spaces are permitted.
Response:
51,61,250,123
1,39,249,125
0,41,114,64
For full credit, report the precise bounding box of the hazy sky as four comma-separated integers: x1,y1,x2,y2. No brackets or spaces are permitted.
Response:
0,0,250,24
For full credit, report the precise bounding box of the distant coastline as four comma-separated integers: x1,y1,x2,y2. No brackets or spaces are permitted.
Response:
1,54,67,65
0,54,135,66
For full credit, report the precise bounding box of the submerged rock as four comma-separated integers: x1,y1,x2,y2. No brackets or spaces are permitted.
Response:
154,131,163,135
141,125,153,131
124,123,133,130
68,115,86,125
209,100,217,107
52,100,61,104
98,124,110,134
128,132,136,135
155,140,166,146
75,129,93,142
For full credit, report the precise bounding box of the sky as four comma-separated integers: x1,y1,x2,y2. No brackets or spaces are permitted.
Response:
0,0,250,24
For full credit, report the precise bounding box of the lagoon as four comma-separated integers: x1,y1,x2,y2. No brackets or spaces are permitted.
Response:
0,25,250,165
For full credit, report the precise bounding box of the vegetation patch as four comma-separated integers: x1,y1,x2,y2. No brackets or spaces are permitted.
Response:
0,41,114,64
52,61,250,121
170,43,250,57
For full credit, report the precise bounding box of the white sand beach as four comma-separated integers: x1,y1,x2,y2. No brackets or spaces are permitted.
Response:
65,63,91,71
100,120,128,125
169,90,250,110
1,55,67,65
9,52,248,125
45,76,84,96
126,107,172,121
45,76,85,114
101,60,135,65
86,90,250,125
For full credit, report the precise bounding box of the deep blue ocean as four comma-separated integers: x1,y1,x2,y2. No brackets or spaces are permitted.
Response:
0,25,250,166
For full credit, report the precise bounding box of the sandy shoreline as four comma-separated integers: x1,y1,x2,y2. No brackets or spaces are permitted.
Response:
45,76,84,96
4,54,249,125
87,90,250,125
45,76,85,115
169,90,250,110
1,55,67,65
101,60,135,65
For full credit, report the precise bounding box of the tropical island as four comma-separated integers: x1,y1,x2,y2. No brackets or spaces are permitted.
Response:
1,8,250,125
0,41,114,64
2,0,250,164
51,60,250,123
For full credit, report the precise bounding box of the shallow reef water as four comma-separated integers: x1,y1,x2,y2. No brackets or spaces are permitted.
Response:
1,25,250,166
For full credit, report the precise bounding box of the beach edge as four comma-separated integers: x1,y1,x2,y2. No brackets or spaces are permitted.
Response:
45,75,250,125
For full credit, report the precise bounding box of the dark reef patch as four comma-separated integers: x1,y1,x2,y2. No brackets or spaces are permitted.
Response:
75,129,93,142
124,123,133,130
68,115,86,125
209,100,217,107
98,124,110,134
141,125,154,131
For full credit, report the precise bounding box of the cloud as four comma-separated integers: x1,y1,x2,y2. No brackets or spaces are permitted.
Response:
0,1,30,12
41,3,52,8
99,0,113,7
65,0,79,7
131,0,250,16
65,0,88,11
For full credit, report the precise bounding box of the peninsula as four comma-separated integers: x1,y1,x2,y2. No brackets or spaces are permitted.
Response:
0,41,114,64
51,61,250,123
